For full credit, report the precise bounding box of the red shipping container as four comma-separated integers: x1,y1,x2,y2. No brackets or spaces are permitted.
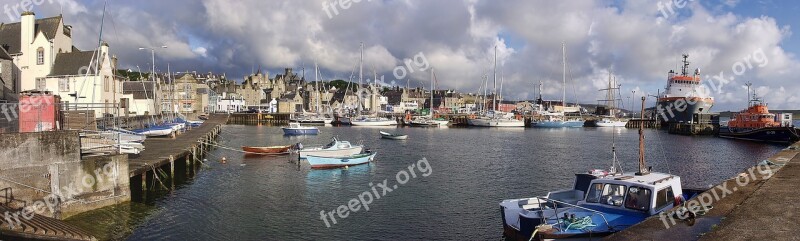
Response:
18,92,60,132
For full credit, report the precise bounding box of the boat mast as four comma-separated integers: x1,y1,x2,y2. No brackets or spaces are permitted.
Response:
430,68,435,118
493,45,498,113
359,42,364,113
315,62,320,113
637,96,649,175
562,42,566,115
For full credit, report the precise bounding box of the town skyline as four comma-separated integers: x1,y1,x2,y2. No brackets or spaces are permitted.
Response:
6,0,800,111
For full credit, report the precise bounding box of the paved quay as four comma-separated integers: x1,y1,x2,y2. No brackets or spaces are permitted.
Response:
608,141,800,241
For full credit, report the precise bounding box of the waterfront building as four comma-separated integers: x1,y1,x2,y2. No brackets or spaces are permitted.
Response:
121,81,159,116
0,12,123,115
0,47,14,101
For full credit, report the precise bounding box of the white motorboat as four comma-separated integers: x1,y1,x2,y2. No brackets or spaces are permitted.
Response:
298,137,364,158
350,116,397,126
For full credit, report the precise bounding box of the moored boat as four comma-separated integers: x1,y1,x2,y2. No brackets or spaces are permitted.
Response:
242,145,293,155
298,137,364,158
282,122,320,135
306,152,377,169
719,86,798,143
655,54,714,124
500,97,702,240
380,131,408,140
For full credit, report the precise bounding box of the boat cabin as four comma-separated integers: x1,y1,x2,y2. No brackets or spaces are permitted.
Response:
578,172,682,216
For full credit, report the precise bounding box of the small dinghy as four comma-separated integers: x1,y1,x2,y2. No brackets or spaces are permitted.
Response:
306,152,377,169
242,145,293,155
380,131,408,140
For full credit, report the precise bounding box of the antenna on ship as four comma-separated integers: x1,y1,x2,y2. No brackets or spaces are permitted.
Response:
681,54,690,76
636,96,650,176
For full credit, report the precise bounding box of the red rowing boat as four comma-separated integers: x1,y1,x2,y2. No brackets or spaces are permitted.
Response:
242,145,292,155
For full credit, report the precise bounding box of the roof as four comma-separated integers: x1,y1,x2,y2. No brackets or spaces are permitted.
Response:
122,81,157,99
49,50,99,76
595,172,679,189
0,15,63,54
0,47,11,60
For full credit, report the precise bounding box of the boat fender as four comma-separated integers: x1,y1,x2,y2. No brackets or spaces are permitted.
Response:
674,195,685,206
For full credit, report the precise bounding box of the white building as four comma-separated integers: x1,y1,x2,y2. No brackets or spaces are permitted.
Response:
215,93,246,113
0,12,121,115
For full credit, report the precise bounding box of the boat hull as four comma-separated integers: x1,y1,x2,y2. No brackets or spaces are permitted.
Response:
595,120,628,127
533,120,584,128
242,145,292,154
282,128,319,135
299,146,364,158
350,120,397,126
306,153,376,169
719,126,800,143
656,97,714,124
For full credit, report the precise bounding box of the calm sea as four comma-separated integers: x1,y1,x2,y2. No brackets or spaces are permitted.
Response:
66,125,788,240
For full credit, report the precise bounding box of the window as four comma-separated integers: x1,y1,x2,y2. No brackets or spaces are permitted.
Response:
587,183,627,206
654,187,675,210
104,76,110,92
59,79,69,92
36,78,46,90
624,186,652,211
37,48,44,65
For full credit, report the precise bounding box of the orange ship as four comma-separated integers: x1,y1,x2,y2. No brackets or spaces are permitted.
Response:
720,91,798,143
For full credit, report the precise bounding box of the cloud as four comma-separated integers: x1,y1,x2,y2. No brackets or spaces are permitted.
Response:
20,0,800,110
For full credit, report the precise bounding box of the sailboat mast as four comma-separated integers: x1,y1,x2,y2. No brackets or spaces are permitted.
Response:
315,62,320,112
430,68,435,118
562,42,566,113
493,45,498,112
359,42,364,112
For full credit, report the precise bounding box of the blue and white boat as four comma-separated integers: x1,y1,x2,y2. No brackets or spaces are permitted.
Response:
306,152,376,169
282,122,319,135
298,137,364,158
131,125,174,137
500,98,702,240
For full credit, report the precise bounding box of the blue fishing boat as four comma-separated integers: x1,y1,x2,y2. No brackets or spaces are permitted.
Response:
500,97,702,240
306,152,377,169
282,123,319,135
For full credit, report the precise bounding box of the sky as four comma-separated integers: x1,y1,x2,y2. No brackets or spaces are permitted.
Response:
3,0,799,111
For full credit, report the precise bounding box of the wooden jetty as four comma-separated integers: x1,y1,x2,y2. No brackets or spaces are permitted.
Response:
127,114,227,200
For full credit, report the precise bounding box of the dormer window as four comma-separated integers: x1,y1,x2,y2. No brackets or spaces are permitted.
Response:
37,47,44,65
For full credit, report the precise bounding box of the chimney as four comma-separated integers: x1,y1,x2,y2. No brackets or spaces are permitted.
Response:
100,41,109,57
20,11,35,49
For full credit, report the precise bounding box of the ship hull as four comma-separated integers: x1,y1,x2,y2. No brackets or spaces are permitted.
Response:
719,127,800,144
656,97,713,124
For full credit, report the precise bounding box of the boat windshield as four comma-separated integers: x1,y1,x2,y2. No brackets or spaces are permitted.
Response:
624,186,651,211
585,183,626,206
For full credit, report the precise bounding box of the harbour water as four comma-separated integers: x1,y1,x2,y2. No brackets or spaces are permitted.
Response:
66,125,789,240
